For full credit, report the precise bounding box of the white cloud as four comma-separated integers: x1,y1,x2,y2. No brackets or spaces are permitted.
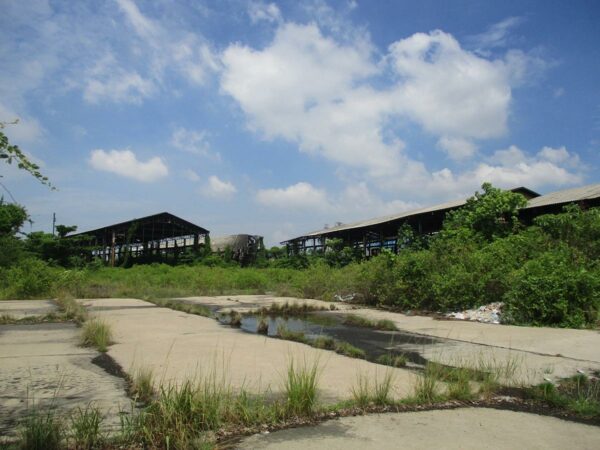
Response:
89,149,168,182
248,2,282,24
537,145,580,167
256,182,329,210
467,17,524,54
388,30,512,139
0,104,44,143
437,136,477,160
170,127,218,158
83,54,155,104
184,169,201,182
203,175,237,199
221,22,400,177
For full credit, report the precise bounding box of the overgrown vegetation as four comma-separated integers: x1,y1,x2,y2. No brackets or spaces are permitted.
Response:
80,319,113,352
528,374,600,417
2,184,599,328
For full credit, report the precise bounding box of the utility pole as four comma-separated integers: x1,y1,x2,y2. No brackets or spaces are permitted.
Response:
52,212,56,236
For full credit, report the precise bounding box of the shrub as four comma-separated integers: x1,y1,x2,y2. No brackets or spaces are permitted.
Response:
1,258,55,299
503,250,600,327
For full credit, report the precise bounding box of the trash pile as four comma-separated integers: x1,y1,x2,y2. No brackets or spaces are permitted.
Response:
445,302,503,324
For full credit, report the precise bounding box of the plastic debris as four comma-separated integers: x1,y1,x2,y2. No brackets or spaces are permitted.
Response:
446,302,504,324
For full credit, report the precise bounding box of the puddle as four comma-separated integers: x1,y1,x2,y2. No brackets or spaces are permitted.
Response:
217,312,446,367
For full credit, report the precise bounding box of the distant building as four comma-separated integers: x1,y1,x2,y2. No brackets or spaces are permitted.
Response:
282,184,600,256
69,212,209,266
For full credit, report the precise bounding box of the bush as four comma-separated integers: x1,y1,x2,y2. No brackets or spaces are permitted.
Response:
503,250,600,327
0,258,56,299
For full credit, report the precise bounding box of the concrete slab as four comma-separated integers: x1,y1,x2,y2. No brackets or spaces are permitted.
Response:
172,296,600,384
0,322,130,438
0,299,57,319
236,408,600,450
334,308,600,363
82,298,414,402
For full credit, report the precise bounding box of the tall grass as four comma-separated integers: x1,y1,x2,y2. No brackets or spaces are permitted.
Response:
80,318,113,352
343,314,397,331
19,409,63,450
131,367,155,404
283,357,321,416
351,370,395,407
69,404,104,449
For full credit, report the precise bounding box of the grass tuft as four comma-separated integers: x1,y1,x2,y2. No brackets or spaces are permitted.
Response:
69,404,104,449
276,324,307,344
313,336,336,350
80,318,113,352
283,357,321,417
19,409,63,450
334,341,366,359
131,367,155,404
257,316,269,334
343,314,397,331
376,353,408,368
351,370,395,407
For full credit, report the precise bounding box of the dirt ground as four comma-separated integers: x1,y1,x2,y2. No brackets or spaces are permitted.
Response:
236,408,600,449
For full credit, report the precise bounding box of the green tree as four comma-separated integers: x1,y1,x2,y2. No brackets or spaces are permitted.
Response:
442,183,527,242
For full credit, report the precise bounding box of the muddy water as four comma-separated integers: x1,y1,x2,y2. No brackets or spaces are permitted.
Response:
218,312,448,367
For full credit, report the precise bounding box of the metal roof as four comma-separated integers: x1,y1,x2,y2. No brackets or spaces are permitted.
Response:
523,183,600,209
296,198,466,240
69,212,209,243
281,186,540,244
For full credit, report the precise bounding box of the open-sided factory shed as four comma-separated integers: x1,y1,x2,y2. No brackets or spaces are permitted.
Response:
70,212,209,266
282,187,539,256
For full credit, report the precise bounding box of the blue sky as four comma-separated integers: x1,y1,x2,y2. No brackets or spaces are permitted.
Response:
1,0,599,246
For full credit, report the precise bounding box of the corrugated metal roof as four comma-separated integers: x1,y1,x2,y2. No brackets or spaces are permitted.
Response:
283,184,599,244
293,197,467,240
524,183,600,209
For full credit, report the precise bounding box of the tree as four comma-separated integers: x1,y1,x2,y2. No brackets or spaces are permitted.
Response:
1,120,54,189
442,183,527,242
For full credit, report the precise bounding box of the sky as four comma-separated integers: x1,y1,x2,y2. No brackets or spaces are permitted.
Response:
1,0,599,246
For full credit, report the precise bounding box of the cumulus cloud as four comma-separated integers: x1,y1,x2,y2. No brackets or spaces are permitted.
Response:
256,182,330,210
221,23,399,177
248,1,282,23
221,20,562,202
203,175,237,199
388,30,512,139
89,149,168,182
437,136,478,160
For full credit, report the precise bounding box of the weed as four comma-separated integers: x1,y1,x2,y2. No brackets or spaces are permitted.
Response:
131,367,155,403
351,370,395,407
0,313,16,324
276,324,307,344
257,301,327,317
55,297,88,324
313,336,336,350
69,404,104,449
343,314,397,331
257,316,269,334
19,409,63,450
351,374,371,407
412,371,439,403
284,357,321,417
80,318,113,352
334,341,366,359
229,311,242,327
376,353,408,368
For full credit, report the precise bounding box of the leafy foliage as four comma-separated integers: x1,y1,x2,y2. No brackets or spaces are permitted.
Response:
0,121,54,189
